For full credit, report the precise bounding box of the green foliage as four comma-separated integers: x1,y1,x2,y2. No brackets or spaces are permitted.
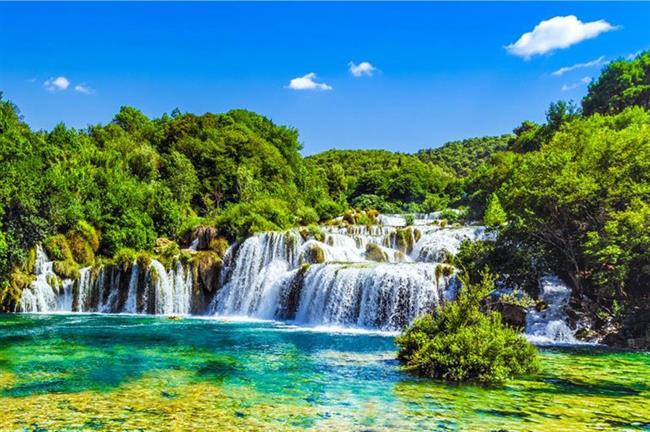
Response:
307,149,452,213
113,248,137,270
583,51,650,115
416,135,512,177
396,271,540,383
53,259,80,280
43,235,73,262
483,193,507,227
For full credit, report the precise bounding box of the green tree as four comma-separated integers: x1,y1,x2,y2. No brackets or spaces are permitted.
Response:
583,51,650,115
483,193,507,227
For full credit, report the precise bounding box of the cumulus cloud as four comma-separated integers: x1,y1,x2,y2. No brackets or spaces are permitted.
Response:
286,73,332,91
43,76,70,91
349,61,377,77
552,56,607,76
506,16,618,58
74,83,95,94
561,76,592,91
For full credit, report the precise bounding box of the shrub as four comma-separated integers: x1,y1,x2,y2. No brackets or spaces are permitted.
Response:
296,206,319,226
396,271,540,383
66,232,95,266
483,193,507,227
306,225,324,242
53,259,81,280
43,235,73,262
113,248,137,271
208,237,229,258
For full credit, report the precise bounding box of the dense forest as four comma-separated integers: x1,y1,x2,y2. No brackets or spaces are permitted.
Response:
1,52,649,345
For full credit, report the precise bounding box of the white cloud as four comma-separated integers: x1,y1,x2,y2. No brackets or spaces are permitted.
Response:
561,76,592,91
506,16,618,58
286,73,332,91
43,76,70,91
552,56,607,76
349,61,377,77
74,83,95,94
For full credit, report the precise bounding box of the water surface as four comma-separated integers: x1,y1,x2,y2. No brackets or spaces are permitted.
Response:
1,314,648,431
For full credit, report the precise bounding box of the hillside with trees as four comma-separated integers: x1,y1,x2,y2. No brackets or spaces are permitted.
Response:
0,52,648,346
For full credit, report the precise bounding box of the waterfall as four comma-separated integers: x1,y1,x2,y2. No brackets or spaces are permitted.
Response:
123,262,139,313
76,267,92,312
525,275,577,344
19,246,63,313
209,225,484,330
18,220,528,333
150,260,192,315
293,263,447,331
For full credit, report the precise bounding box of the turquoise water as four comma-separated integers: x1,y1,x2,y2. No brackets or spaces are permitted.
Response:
1,314,649,431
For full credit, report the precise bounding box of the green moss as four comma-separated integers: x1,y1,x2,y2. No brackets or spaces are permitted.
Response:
365,243,388,263
114,248,137,271
43,235,73,262
208,237,229,258
1,269,35,311
66,232,95,266
179,250,193,266
306,225,324,242
53,260,81,280
136,251,154,269
71,220,100,252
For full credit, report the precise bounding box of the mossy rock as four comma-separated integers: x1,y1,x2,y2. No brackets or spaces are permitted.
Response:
395,227,415,254
66,232,95,266
23,247,38,274
136,251,154,269
53,260,81,280
3,268,36,311
70,220,100,252
435,264,455,281
366,209,379,221
208,237,229,258
113,248,137,271
191,251,223,294
366,243,388,263
155,238,180,258
302,243,326,264
44,235,73,262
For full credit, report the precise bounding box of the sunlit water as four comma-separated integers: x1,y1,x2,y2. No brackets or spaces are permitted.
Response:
1,314,648,431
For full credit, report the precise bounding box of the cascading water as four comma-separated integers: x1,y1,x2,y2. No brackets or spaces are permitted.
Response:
210,223,483,330
525,275,577,344
18,249,193,316
18,215,579,338
19,246,64,313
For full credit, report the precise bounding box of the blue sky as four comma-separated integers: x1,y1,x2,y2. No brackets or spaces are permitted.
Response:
1,2,648,155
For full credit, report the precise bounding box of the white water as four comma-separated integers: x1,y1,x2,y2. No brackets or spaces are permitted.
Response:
18,249,193,316
16,220,577,339
19,246,62,312
525,275,577,344
211,225,480,330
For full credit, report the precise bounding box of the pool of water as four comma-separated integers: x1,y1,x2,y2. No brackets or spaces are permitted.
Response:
0,314,648,431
